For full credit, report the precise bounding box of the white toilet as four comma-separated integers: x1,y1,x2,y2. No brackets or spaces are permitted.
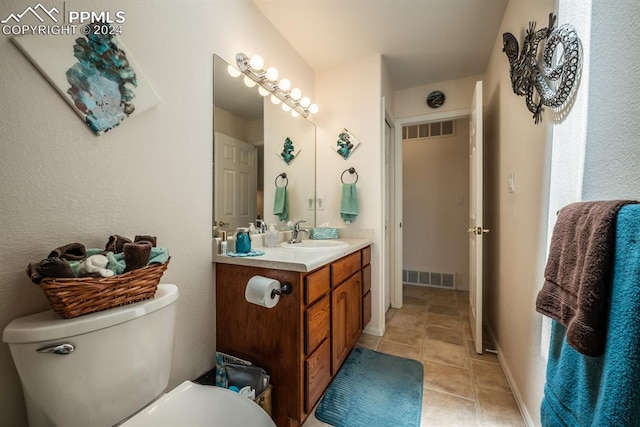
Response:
2,284,275,427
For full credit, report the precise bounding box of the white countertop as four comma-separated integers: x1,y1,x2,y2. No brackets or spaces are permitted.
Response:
212,238,372,272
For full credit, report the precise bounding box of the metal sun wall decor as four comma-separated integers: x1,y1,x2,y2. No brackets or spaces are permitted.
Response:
277,137,300,165
335,128,361,160
502,13,582,124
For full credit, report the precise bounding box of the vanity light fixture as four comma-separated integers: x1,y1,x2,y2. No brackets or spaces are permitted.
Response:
233,52,318,119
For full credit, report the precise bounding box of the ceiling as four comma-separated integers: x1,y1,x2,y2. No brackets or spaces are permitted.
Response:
252,0,509,91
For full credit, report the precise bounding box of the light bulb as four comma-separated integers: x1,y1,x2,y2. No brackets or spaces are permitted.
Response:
278,78,291,91
300,96,311,108
309,104,319,114
249,54,264,70
243,76,256,88
281,103,291,112
258,86,270,97
265,66,279,81
227,65,241,77
291,109,300,118
290,88,302,100
270,94,281,105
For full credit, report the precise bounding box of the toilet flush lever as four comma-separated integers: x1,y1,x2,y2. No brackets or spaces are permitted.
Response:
36,343,75,355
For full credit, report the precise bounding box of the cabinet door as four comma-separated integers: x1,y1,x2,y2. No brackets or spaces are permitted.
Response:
331,273,362,373
305,338,331,413
305,296,330,356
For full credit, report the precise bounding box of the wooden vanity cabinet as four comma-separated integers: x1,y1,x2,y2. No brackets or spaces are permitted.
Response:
215,246,371,427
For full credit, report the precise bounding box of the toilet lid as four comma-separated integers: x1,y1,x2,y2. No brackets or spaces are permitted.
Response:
119,381,276,427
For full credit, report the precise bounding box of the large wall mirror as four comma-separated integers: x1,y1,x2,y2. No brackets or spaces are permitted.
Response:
213,54,316,235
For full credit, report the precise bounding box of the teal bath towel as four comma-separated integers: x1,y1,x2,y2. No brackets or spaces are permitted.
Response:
340,183,359,223
541,204,640,426
273,186,288,221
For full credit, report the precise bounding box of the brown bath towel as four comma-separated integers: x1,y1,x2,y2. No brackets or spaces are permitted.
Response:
105,234,132,254
48,242,86,261
536,200,638,356
123,241,152,273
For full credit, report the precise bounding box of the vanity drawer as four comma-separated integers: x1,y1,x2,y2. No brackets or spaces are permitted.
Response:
305,296,330,356
362,246,371,267
331,252,361,286
362,264,371,295
305,338,331,413
305,266,330,306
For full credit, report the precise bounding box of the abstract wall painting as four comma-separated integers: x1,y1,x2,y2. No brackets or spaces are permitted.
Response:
335,128,361,160
277,137,300,165
12,23,160,135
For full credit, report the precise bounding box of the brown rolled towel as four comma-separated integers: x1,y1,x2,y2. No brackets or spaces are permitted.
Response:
123,241,152,273
134,235,157,247
536,199,638,356
26,257,76,284
26,262,43,284
48,242,86,261
105,234,132,253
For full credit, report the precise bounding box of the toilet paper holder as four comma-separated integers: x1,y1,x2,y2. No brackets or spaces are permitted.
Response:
271,282,292,299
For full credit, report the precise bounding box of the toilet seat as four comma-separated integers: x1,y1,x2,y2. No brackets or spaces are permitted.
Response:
119,381,276,427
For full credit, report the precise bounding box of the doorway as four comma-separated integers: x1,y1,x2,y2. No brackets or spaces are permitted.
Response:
393,108,471,307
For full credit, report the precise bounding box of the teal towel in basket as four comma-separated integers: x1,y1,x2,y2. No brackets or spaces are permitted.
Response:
273,186,288,221
340,183,359,223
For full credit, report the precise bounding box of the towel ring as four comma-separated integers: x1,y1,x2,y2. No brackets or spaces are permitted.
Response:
275,172,288,188
341,167,358,184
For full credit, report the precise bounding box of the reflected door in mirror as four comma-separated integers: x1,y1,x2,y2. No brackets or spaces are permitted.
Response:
215,132,257,232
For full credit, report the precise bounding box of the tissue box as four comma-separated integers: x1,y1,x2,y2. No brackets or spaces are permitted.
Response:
310,227,339,240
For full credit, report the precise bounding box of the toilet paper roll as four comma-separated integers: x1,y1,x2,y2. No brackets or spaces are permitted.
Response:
245,276,281,308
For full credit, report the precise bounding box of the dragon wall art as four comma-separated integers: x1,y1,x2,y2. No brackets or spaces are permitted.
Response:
502,13,582,124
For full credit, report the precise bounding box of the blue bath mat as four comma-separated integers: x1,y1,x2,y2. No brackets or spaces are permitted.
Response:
315,347,423,427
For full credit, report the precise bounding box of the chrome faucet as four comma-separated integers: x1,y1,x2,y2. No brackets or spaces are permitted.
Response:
289,220,308,243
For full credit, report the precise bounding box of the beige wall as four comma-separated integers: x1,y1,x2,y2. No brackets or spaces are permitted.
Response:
213,105,264,145
0,1,314,425
482,1,555,425
315,54,384,335
402,118,470,289
394,75,483,119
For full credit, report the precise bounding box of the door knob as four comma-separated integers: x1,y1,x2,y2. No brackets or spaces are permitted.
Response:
468,226,490,235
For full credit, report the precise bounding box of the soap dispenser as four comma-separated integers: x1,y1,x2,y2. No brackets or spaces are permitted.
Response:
266,224,279,247
249,223,258,234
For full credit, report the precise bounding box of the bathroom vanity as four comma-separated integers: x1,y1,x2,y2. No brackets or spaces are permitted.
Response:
214,239,371,427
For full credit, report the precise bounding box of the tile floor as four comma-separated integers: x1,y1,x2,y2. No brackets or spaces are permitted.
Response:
302,285,526,427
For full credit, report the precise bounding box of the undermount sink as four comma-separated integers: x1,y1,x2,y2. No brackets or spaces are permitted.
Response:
279,240,349,250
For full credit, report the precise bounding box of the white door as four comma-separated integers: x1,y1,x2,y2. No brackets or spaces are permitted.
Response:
214,132,257,233
469,80,487,355
384,118,392,311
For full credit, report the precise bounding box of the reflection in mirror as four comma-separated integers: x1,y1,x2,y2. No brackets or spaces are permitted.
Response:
213,54,263,235
263,100,315,227
213,54,315,236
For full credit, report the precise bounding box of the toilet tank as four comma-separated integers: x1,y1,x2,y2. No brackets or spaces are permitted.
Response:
2,284,179,427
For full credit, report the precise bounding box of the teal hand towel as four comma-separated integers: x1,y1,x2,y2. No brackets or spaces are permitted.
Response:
273,186,289,221
340,183,359,223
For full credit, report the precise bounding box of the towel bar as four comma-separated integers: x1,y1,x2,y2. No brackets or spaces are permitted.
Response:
341,167,358,183
275,172,288,188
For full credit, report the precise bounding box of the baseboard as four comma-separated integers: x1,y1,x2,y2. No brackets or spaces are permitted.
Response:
484,324,535,427
364,324,384,337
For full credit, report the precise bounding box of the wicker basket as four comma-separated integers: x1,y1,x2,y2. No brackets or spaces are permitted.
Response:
39,259,169,318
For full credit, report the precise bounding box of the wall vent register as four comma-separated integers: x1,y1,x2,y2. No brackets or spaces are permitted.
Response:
402,120,455,140
403,269,455,289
